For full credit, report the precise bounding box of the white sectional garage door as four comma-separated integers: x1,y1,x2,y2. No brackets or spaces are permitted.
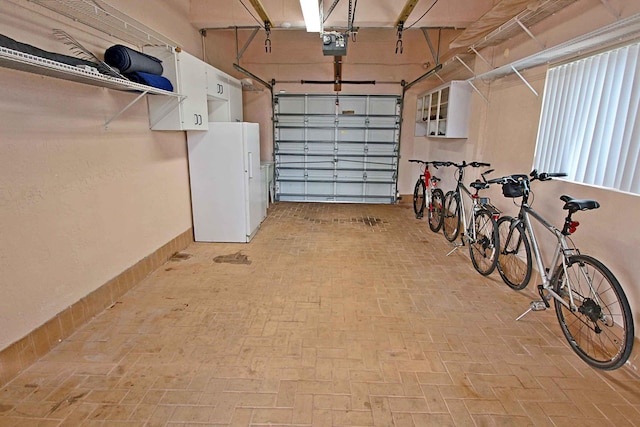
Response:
274,94,400,204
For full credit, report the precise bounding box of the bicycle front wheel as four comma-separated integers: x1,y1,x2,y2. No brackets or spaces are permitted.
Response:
552,255,634,370
469,209,499,275
413,179,426,219
442,191,460,242
428,188,445,232
496,216,532,290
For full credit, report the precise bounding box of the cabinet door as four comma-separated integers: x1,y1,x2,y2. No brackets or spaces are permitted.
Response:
207,69,229,100
145,47,208,131
177,52,208,130
414,95,428,137
228,78,243,122
444,81,472,138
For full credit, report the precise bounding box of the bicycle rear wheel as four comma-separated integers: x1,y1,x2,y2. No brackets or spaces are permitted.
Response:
496,216,532,290
428,188,444,232
552,254,634,370
413,179,426,219
442,191,460,242
469,209,499,275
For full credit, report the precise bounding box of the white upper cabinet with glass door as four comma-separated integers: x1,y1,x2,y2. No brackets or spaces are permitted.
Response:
415,81,472,139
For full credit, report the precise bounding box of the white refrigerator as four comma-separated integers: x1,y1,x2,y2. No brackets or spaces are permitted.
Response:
187,122,265,242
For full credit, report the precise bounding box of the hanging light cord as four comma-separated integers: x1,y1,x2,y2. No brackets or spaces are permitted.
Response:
405,0,440,30
237,0,265,28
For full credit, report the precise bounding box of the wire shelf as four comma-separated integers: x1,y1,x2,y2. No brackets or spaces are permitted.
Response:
0,46,179,95
28,0,179,48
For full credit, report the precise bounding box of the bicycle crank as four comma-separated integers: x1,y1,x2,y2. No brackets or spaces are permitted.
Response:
515,300,548,321
446,240,464,256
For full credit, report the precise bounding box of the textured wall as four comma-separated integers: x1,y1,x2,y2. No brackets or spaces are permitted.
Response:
0,0,201,350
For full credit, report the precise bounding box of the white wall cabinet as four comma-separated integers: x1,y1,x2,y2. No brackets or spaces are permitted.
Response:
144,47,243,130
206,67,243,123
415,81,472,139
144,47,209,131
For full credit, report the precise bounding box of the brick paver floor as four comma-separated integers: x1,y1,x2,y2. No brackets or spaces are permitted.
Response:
1,202,639,426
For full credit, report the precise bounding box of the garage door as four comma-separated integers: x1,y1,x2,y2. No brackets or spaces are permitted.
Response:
274,94,400,204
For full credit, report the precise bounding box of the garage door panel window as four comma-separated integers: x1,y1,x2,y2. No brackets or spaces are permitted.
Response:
534,42,640,195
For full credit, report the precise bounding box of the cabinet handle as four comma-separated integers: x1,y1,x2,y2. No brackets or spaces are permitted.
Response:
217,83,224,94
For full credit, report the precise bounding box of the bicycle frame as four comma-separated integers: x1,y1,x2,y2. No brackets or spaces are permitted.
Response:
513,203,590,316
455,181,476,244
448,166,489,250
447,164,492,252
423,165,441,196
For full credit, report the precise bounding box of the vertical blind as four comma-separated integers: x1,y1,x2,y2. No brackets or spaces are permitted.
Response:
534,42,640,194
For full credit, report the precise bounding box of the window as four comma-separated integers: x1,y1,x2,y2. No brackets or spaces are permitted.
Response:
533,42,640,194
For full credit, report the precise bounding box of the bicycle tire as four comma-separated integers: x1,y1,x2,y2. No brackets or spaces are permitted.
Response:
552,254,634,370
469,209,499,275
413,179,426,219
428,188,445,232
442,191,460,242
496,216,532,290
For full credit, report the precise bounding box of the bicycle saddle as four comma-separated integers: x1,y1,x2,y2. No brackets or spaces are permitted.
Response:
560,195,600,212
470,179,489,190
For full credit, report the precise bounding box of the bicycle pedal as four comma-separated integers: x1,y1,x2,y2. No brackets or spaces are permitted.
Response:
529,301,547,311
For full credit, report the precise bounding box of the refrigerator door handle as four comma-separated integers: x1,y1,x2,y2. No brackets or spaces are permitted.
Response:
248,152,253,179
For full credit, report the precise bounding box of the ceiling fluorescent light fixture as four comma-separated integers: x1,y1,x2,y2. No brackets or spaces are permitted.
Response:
299,0,321,32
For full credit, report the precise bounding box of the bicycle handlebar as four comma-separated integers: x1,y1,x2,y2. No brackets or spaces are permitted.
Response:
409,159,450,169
438,161,491,168
469,161,491,168
487,171,566,185
530,170,568,181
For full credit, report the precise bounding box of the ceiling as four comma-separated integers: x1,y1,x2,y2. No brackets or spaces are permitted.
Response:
188,0,497,31
187,0,582,57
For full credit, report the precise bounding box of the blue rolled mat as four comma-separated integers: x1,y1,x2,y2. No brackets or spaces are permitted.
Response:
104,44,163,75
125,71,173,92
